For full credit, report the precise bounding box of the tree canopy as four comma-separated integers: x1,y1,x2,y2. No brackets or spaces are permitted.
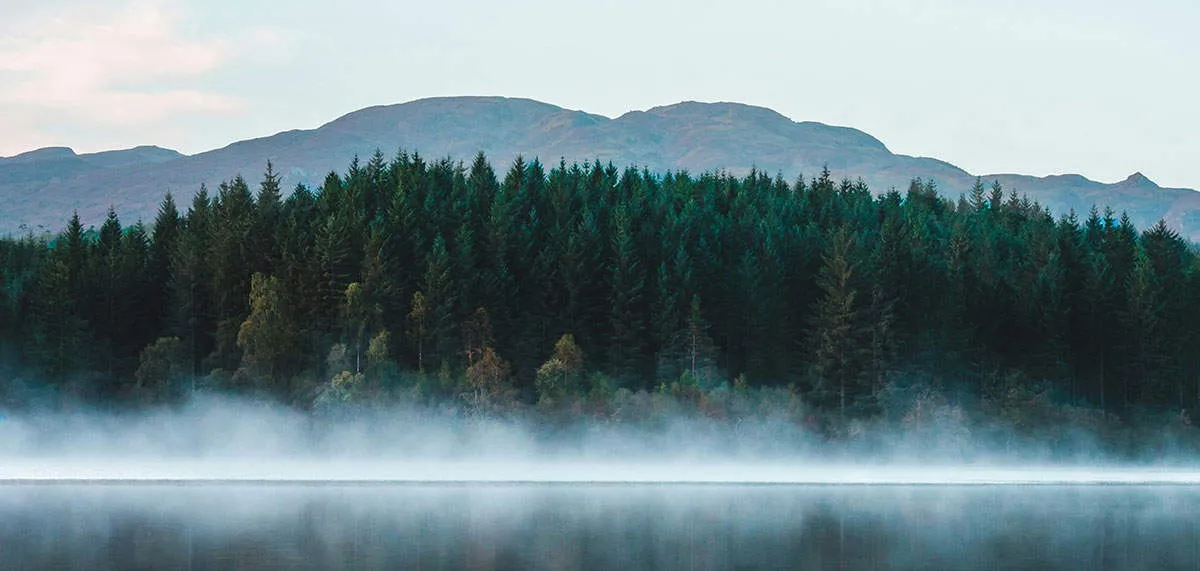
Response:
1,152,1198,430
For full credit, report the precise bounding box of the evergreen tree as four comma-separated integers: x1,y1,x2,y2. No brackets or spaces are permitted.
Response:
313,212,355,335
171,188,216,376
408,291,430,374
29,250,89,381
150,194,181,334
607,206,646,382
208,176,256,370
806,228,869,417
253,162,283,273
6,149,1200,425
420,236,455,368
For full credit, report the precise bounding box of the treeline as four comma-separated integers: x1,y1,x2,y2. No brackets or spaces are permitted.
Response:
1,152,1198,422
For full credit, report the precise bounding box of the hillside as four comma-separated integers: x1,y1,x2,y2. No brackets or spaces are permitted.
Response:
2,96,1198,238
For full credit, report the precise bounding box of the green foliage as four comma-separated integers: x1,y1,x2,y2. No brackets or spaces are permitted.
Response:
236,273,300,387
28,251,89,380
134,337,187,403
2,150,1199,433
807,227,870,415
657,295,719,387
314,369,368,409
407,291,429,373
536,333,584,407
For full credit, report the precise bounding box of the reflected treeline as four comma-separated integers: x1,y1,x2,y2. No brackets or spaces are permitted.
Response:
0,485,1197,570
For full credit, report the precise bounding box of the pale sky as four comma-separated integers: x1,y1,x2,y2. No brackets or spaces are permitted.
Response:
1,0,1197,188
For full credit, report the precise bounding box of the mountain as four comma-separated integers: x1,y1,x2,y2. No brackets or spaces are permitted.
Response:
0,145,185,233
3,96,1198,239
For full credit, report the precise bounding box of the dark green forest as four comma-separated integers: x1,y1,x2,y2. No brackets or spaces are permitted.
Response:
1,152,1198,443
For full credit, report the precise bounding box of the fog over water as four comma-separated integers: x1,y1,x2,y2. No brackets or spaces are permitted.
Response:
1,396,1198,484
3,396,1200,569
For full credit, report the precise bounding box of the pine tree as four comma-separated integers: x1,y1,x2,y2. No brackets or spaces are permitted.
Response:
806,228,869,417
30,250,89,381
63,212,86,284
116,222,153,378
253,162,283,273
150,194,181,334
968,177,987,212
171,187,216,376
1123,246,1165,407
659,295,718,385
208,176,256,370
360,224,400,355
1141,219,1190,407
408,292,430,374
313,212,355,335
91,207,123,378
607,206,646,382
420,236,455,368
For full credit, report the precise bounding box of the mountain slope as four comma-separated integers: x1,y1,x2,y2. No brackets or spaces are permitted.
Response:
2,96,1198,239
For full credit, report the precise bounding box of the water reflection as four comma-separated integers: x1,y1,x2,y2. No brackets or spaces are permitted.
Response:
1,484,1197,570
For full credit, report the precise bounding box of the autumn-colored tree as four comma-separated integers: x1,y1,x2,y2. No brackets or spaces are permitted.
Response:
535,333,584,406
465,347,513,410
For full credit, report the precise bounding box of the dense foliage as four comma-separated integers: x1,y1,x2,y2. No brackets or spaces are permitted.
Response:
1,152,1198,431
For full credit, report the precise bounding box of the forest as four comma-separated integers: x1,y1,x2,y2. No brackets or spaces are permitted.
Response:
1,151,1198,449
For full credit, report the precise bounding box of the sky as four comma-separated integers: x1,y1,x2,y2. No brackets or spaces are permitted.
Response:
1,0,1197,188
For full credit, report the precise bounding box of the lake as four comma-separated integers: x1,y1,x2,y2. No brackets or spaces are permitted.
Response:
1,483,1198,570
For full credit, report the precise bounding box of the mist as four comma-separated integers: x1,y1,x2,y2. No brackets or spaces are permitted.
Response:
2,392,1199,485
4,388,1200,570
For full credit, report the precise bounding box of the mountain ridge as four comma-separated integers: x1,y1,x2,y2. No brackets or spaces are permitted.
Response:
2,96,1197,239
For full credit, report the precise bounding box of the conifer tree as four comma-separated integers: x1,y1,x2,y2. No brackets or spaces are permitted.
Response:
408,291,430,374
807,228,868,417
314,212,355,335
30,250,88,380
607,205,646,382
420,236,455,368
150,194,181,332
208,176,256,370
253,162,283,273
170,187,216,375
7,148,1200,419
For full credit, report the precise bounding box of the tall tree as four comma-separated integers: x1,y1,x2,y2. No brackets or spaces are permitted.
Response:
237,273,299,389
150,194,181,334
806,228,869,418
607,206,646,382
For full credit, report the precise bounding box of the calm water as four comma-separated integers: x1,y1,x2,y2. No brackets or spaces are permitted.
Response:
1,483,1198,570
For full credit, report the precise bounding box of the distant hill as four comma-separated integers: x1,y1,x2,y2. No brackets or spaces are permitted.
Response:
3,96,1199,239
